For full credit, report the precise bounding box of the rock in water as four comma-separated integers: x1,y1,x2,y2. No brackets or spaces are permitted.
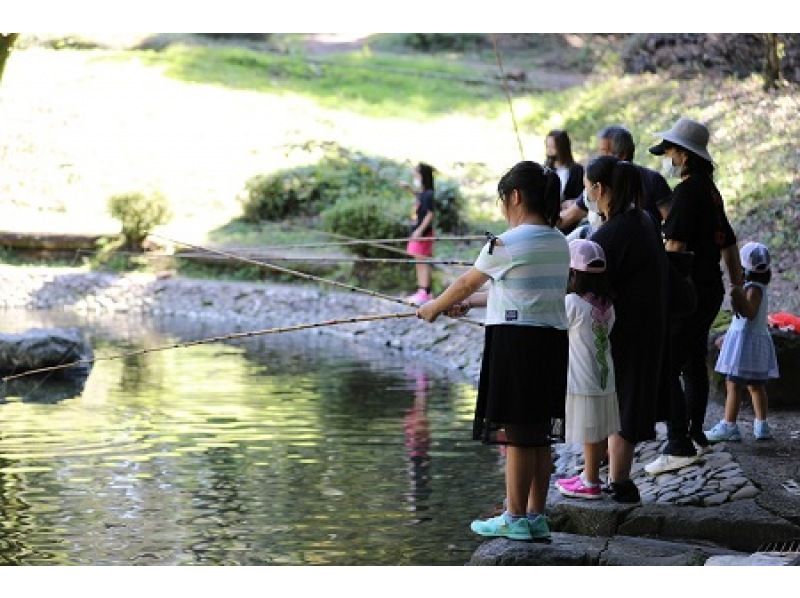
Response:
0,328,93,375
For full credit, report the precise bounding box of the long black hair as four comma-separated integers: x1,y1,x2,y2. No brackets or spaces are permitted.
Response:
745,269,772,285
585,155,643,219
497,161,561,227
417,162,435,192
545,129,576,168
567,265,613,301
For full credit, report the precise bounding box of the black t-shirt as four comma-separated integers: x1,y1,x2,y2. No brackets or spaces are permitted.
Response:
563,163,585,201
639,166,672,221
662,173,737,284
415,189,435,235
576,164,670,225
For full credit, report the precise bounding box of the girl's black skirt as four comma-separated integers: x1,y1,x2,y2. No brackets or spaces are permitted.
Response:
474,324,568,447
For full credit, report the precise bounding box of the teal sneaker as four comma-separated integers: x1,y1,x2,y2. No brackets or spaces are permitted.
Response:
527,514,552,541
705,420,741,443
470,513,532,541
754,420,772,440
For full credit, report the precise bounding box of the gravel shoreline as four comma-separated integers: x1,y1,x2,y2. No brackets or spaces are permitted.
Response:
0,265,486,383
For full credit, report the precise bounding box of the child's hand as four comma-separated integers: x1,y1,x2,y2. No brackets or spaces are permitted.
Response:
714,334,725,350
445,302,471,318
416,302,441,323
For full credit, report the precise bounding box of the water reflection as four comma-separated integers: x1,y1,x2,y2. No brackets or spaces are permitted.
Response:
403,365,431,520
0,309,502,565
1,369,89,404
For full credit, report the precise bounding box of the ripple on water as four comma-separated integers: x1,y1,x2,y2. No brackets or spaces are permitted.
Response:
0,312,501,564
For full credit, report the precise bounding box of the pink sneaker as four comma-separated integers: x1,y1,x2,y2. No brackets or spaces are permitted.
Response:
406,289,433,306
557,475,581,488
556,476,601,500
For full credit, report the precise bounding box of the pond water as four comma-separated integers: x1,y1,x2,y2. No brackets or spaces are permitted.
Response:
0,310,503,565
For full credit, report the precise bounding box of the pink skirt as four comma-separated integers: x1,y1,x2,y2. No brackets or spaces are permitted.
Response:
407,239,434,257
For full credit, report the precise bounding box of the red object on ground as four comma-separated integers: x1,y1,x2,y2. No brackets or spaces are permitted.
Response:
768,312,800,333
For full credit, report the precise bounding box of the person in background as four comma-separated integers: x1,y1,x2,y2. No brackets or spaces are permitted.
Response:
545,129,584,207
707,242,779,442
558,125,672,234
644,117,745,475
417,161,569,541
403,162,436,306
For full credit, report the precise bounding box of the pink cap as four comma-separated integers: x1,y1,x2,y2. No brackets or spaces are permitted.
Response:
740,241,770,273
569,239,606,273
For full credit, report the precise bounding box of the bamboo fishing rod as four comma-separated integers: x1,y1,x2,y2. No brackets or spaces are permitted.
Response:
188,235,485,250
0,313,419,383
151,233,484,328
76,249,473,266
490,33,525,161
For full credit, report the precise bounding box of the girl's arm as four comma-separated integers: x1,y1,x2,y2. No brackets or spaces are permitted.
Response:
398,182,417,196
721,244,745,287
730,285,763,320
417,268,490,322
412,211,434,239
445,291,488,317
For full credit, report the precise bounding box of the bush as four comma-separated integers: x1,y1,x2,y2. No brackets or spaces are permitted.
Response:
239,146,396,222
239,142,466,233
403,34,488,52
434,179,465,234
107,191,172,251
321,196,407,258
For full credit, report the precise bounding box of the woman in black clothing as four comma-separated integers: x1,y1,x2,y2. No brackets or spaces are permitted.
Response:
645,117,744,475
587,156,668,503
545,130,584,205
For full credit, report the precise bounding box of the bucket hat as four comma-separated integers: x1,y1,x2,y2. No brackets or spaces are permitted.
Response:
649,117,714,163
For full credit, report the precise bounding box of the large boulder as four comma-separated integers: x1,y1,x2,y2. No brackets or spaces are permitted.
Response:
708,329,800,409
0,328,93,375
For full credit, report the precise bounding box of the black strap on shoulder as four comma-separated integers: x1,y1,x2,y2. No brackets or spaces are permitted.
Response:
485,231,499,255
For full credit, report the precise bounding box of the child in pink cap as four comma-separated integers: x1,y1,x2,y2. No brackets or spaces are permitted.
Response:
556,239,621,499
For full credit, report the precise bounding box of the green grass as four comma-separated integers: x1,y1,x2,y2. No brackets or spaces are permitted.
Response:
516,74,797,209
134,45,798,212
135,44,508,119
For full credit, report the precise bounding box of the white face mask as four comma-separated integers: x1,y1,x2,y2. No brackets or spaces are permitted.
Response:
584,188,600,214
662,157,682,179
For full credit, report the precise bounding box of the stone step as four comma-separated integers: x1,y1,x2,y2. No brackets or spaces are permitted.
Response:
469,533,745,566
547,493,800,553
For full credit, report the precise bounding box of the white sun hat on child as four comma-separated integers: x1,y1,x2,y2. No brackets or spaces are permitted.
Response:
740,242,771,273
569,239,606,273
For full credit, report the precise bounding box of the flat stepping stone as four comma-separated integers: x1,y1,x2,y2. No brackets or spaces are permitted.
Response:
469,533,745,566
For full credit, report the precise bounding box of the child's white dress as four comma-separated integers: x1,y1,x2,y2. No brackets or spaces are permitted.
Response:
715,282,779,382
564,293,621,444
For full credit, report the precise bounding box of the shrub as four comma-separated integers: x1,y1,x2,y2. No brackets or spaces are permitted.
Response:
240,142,466,233
434,179,465,234
107,191,172,251
403,34,488,52
321,196,407,258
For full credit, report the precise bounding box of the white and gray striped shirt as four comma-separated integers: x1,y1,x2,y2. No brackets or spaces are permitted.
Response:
474,224,570,329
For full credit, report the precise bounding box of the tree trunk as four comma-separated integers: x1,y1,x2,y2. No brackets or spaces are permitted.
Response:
0,33,20,84
763,33,781,90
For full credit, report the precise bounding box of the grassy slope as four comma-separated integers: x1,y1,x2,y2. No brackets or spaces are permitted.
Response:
0,43,797,300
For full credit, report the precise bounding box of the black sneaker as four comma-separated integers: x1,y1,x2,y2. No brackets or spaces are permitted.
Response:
609,480,641,504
